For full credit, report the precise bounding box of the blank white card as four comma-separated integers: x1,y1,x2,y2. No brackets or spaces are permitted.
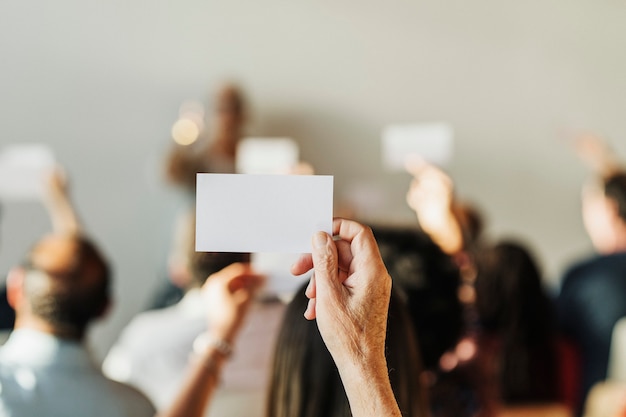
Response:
196,174,333,253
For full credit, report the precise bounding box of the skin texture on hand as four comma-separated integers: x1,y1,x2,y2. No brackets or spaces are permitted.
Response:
291,218,402,417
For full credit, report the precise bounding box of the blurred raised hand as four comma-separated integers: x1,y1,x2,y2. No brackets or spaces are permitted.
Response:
43,166,81,236
405,158,464,255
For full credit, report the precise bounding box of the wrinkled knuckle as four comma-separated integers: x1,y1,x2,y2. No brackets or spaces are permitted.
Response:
316,251,337,272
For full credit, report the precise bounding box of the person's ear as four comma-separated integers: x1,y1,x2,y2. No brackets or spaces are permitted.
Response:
605,198,621,221
6,267,26,311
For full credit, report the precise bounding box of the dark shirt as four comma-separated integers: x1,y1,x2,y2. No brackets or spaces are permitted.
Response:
0,285,15,330
557,252,626,412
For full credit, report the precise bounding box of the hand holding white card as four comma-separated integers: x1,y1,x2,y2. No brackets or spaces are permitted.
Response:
196,174,333,253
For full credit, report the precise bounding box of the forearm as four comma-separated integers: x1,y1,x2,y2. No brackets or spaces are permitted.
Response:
419,209,464,255
156,342,228,417
47,197,81,236
337,356,402,417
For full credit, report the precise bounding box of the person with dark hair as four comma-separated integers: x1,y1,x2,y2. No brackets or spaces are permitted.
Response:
372,225,463,372
0,234,155,416
475,241,573,416
103,246,280,416
266,283,428,417
558,171,626,413
0,201,14,332
0,202,12,333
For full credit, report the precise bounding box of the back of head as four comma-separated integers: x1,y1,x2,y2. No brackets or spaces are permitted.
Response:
214,83,246,120
371,225,463,371
476,241,548,332
604,171,626,223
266,284,427,417
475,240,558,404
188,251,250,287
20,234,110,339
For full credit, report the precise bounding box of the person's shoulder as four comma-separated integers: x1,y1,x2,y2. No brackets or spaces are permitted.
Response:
560,252,626,295
105,378,156,417
565,252,626,279
562,254,605,281
120,305,183,338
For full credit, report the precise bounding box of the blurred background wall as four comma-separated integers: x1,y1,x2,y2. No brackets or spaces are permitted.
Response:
1,0,626,359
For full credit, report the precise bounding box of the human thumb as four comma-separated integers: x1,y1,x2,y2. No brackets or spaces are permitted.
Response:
311,231,339,297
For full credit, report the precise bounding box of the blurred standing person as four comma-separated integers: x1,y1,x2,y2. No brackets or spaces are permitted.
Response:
558,172,626,414
151,83,248,308
166,83,247,190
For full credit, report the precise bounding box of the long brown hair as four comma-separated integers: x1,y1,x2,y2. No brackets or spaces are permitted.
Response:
265,284,428,417
475,241,559,404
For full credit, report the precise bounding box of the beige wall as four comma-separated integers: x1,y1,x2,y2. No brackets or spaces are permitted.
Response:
1,0,626,357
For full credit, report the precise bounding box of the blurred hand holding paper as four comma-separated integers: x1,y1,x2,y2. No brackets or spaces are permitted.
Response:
196,174,333,253
0,144,56,200
382,122,454,170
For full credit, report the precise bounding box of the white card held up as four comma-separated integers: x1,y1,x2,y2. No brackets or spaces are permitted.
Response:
0,144,56,200
196,174,333,253
236,137,299,174
382,122,454,170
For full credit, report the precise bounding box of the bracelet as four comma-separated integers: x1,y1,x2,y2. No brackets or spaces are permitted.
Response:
193,332,233,358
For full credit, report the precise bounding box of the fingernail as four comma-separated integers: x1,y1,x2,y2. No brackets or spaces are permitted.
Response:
313,232,328,249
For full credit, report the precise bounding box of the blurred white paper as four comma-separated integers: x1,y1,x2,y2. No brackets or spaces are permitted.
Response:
252,252,311,298
196,174,333,253
0,144,56,200
382,123,453,170
236,137,299,174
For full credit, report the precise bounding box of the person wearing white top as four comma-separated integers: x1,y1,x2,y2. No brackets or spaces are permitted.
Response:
103,250,285,417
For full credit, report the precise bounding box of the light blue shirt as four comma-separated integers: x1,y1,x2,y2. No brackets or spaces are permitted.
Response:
0,328,155,417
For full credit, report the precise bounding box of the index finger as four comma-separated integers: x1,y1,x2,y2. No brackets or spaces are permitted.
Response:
333,218,383,267
291,218,382,277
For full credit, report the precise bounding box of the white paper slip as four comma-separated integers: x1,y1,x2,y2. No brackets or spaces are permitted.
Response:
252,252,311,299
236,137,299,174
382,122,454,170
196,174,333,253
0,144,56,200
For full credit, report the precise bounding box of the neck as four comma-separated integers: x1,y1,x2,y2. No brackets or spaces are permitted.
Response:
14,316,84,341
613,232,626,253
606,220,626,253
